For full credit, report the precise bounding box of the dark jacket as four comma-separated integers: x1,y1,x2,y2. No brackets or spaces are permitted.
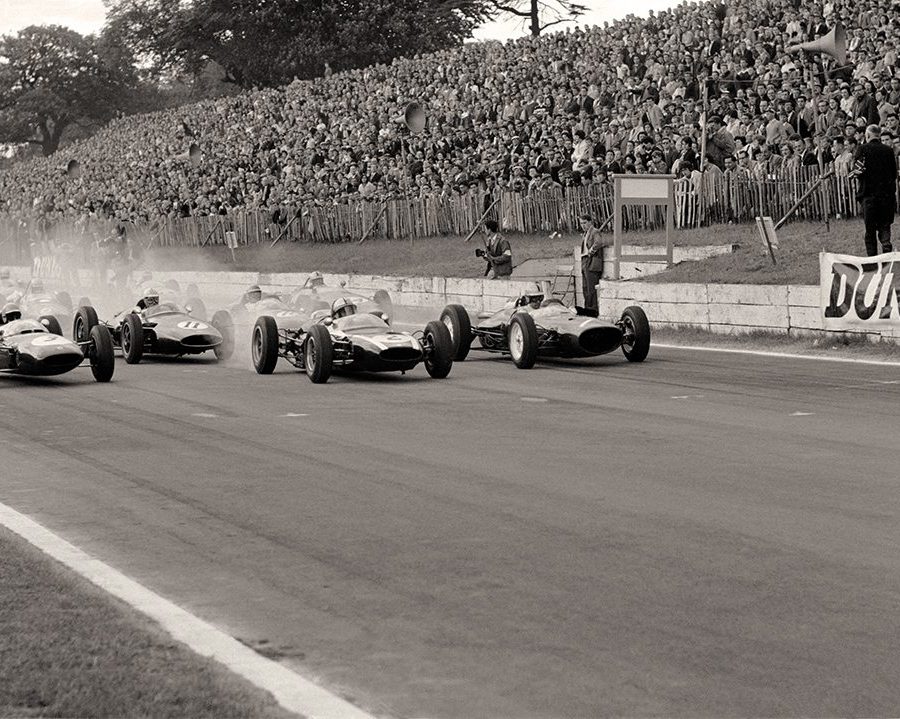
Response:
854,139,898,203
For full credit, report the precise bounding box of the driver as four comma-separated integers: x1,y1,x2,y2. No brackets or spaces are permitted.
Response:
516,293,544,310
305,271,325,289
242,285,263,304
331,297,357,319
136,287,160,311
0,303,21,325
30,279,44,295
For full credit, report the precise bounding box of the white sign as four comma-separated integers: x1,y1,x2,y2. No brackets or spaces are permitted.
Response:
820,251,900,330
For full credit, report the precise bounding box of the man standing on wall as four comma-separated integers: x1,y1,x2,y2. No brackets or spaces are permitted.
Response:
853,124,898,256
579,214,604,312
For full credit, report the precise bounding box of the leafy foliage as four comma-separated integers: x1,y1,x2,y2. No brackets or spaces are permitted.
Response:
104,0,491,89
0,26,138,156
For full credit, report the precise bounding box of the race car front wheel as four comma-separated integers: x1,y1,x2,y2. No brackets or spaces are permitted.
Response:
73,305,99,344
211,310,235,361
89,325,115,382
423,320,453,379
440,304,472,361
620,306,650,363
304,324,333,384
252,316,279,374
121,313,144,364
508,313,538,369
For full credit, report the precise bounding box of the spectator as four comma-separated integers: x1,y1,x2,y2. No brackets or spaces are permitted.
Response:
853,124,898,256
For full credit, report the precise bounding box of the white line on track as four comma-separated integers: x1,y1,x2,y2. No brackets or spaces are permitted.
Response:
0,502,375,719
191,412,219,418
654,343,900,367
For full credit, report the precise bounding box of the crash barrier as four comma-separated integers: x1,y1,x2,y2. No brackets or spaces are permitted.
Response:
93,270,540,314
599,274,900,344
2,165,895,257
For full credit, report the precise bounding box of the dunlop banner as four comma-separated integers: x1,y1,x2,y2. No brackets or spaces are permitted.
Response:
820,251,900,330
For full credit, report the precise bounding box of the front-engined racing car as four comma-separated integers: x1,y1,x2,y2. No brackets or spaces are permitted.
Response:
0,305,115,382
100,292,224,364
250,303,452,383
439,291,650,369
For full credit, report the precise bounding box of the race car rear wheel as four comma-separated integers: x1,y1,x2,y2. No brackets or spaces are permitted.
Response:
373,289,393,318
121,313,144,364
39,315,63,336
423,320,453,379
185,297,206,321
252,316,279,374
620,305,650,362
211,310,234,361
440,304,473,361
89,325,115,382
508,313,538,369
304,324,333,384
73,306,99,343
77,296,92,310
56,291,73,310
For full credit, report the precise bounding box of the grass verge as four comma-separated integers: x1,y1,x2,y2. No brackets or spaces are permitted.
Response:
144,224,736,278
0,527,294,719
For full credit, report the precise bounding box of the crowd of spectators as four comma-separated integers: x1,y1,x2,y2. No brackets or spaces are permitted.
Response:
1,0,899,228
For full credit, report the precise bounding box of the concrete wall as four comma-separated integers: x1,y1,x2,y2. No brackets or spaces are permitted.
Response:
599,280,900,342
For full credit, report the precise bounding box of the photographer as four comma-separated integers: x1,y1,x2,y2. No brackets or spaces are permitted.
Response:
476,219,512,279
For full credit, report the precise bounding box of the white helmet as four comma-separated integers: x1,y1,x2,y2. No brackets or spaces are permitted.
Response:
142,287,160,308
331,297,357,318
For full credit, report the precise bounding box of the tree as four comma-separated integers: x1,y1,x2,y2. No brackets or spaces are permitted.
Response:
484,0,586,36
0,26,138,156
104,0,492,89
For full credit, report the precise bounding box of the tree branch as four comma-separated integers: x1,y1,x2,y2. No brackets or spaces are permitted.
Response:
489,2,530,17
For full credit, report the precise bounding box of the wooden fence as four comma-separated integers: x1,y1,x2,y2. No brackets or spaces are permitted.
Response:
1,165,897,263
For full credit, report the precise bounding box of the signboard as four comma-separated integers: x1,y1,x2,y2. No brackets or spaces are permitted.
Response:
820,251,900,330
611,174,675,280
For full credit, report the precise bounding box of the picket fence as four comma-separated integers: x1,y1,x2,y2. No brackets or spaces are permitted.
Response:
0,165,896,261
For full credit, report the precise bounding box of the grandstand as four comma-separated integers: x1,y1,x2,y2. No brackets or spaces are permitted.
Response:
0,0,898,242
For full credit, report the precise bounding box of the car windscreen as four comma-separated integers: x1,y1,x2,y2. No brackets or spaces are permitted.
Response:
335,314,389,331
145,302,184,317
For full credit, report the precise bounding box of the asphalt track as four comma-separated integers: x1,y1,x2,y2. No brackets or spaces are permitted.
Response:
1,340,899,718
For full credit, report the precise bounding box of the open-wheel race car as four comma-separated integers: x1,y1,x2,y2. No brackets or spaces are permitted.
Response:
286,272,393,321
0,305,115,382
208,285,310,362
10,280,85,337
250,298,452,383
439,290,650,368
99,288,225,364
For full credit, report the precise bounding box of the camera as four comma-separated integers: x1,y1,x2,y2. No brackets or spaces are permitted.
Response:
475,248,486,258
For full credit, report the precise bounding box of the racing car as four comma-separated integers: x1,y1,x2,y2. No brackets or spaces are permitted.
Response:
286,272,393,321
11,279,78,336
439,290,651,369
0,304,115,382
99,288,224,364
251,296,452,383
208,285,309,361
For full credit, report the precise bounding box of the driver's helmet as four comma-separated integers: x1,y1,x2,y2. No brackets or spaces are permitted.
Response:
306,271,325,288
137,271,153,285
331,297,357,319
1,302,21,324
30,279,44,294
141,287,160,308
244,285,262,303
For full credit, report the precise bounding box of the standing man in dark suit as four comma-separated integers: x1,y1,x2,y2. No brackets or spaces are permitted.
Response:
854,124,898,256
579,214,605,311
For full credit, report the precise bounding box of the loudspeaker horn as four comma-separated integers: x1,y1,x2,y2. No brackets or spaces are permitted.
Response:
404,102,426,135
786,22,847,66
66,159,81,178
173,142,202,166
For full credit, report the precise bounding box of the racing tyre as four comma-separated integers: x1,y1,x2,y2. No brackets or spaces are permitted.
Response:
423,320,453,379
211,310,234,361
440,304,472,361
39,315,63,336
89,325,115,382
304,324,333,384
252,316,279,374
56,291,73,310
508,313,538,369
73,305,99,343
620,305,650,363
77,297,92,311
121,313,144,364
185,297,206,321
